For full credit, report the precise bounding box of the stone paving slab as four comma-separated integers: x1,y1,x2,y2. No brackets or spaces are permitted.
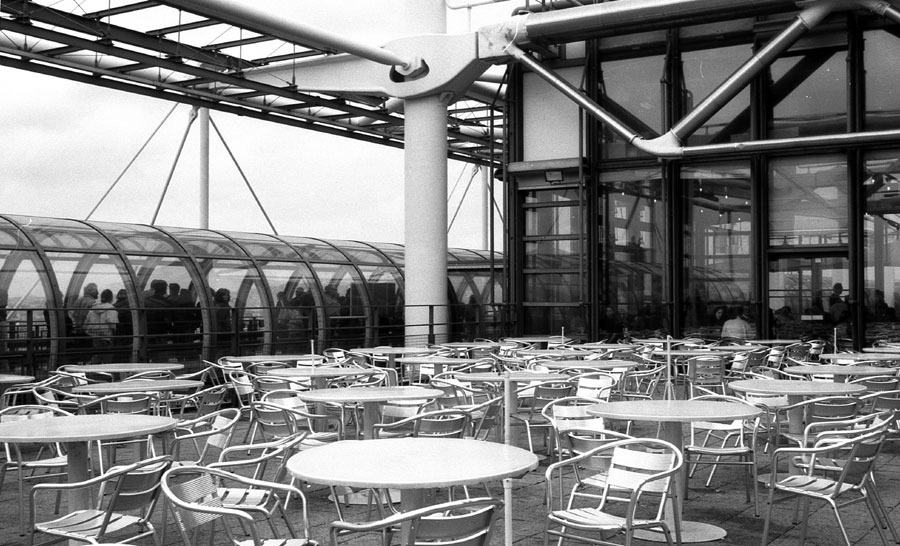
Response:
2,418,899,546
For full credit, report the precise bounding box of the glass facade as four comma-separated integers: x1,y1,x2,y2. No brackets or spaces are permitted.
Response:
506,6,900,347
0,215,504,376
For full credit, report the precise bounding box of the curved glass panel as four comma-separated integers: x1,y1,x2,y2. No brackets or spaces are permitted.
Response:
127,254,203,347
91,221,183,254
327,240,390,264
222,232,300,259
0,217,32,247
198,258,266,358
370,242,404,264
0,250,51,354
44,251,133,361
164,227,247,257
258,260,319,352
283,237,350,262
18,217,114,251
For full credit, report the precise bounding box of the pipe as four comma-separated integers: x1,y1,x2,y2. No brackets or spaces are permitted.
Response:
510,0,797,43
163,0,415,71
446,0,509,8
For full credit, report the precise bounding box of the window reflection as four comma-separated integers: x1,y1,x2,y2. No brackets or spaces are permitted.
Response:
600,55,664,158
769,50,847,138
682,162,753,335
681,44,753,145
601,168,666,338
769,154,848,247
864,150,900,340
864,30,900,131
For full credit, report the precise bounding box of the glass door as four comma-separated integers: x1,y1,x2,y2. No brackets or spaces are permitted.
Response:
768,255,849,341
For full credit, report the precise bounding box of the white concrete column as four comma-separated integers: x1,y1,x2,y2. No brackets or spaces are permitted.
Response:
403,0,448,346
404,94,450,345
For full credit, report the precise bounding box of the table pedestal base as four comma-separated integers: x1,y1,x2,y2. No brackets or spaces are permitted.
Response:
634,520,727,543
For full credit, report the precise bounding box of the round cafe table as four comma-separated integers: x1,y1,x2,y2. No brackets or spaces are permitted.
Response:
351,347,432,369
71,379,204,395
538,359,636,372
463,371,563,449
752,339,803,345
517,348,586,358
266,366,378,389
818,352,900,363
439,341,502,357
863,346,900,353
784,364,889,382
0,373,34,408
0,414,176,511
222,354,324,365
588,399,762,543
394,356,486,377
286,437,538,543
727,379,866,434
64,362,184,379
569,343,641,351
295,386,444,440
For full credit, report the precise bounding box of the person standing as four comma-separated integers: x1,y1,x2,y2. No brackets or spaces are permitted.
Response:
70,282,98,335
85,289,118,362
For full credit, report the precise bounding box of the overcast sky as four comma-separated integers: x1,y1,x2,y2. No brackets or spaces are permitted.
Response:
0,1,515,249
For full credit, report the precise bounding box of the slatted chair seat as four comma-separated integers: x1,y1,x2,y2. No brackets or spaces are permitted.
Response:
29,455,173,546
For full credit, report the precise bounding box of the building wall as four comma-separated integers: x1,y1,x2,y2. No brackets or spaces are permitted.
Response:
507,6,900,347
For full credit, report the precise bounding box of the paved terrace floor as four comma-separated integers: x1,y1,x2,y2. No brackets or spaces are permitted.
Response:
2,417,899,546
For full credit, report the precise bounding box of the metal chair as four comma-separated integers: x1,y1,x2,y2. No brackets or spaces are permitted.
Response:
77,391,161,472
169,407,242,466
28,454,173,546
761,425,895,546
0,404,73,535
329,496,503,546
684,394,761,516
511,379,574,454
372,407,471,439
543,437,683,546
209,434,309,536
162,465,317,546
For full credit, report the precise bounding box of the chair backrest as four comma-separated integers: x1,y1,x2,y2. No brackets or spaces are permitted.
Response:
251,400,302,440
245,361,289,376
467,396,503,441
413,409,472,438
686,356,726,385
170,408,241,464
328,496,502,546
564,428,634,474
620,364,665,400
784,342,812,361
852,375,900,393
80,392,159,415
163,465,310,546
604,439,681,510
542,396,607,433
573,372,617,401
102,454,173,513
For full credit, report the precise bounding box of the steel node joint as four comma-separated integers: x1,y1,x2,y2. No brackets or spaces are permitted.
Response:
390,55,430,82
